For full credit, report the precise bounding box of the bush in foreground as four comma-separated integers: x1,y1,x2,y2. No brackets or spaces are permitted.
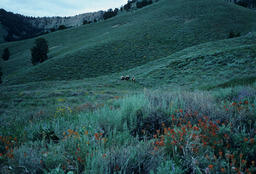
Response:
1,86,256,173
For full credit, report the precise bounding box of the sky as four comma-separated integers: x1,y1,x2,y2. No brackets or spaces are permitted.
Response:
1,0,128,17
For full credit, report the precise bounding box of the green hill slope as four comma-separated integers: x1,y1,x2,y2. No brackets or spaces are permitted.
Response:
124,32,256,89
1,0,256,85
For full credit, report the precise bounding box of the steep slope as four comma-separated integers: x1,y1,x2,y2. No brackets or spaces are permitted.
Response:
1,0,256,85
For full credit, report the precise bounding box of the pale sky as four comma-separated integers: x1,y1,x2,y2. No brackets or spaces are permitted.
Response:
1,0,128,17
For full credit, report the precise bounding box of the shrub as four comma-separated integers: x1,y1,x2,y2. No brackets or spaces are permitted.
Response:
31,38,49,65
228,31,241,38
0,67,2,84
124,1,132,11
50,28,56,32
235,1,248,7
103,9,118,20
2,48,10,61
58,25,67,30
136,0,153,9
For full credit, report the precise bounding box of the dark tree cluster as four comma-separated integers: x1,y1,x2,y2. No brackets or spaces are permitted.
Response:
228,31,241,38
83,20,92,25
124,1,133,11
103,8,119,20
225,0,256,8
58,25,67,30
31,38,49,65
2,48,10,61
136,0,153,8
0,9,43,42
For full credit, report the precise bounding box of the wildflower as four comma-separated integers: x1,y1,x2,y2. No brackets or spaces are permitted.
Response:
208,164,214,170
240,153,243,159
115,165,120,171
179,109,183,113
244,100,248,105
156,130,160,135
67,129,73,134
94,133,100,140
242,160,246,165
249,138,254,144
232,102,236,106
102,153,106,158
244,138,248,142
0,153,3,157
219,151,223,157
84,130,88,135
221,168,225,173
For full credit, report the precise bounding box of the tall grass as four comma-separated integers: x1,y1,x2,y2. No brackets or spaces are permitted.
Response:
0,85,255,173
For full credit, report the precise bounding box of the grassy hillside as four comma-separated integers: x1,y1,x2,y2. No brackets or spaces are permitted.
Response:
1,0,256,173
125,32,256,89
1,0,256,84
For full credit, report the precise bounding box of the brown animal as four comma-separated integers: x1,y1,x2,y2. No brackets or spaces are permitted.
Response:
120,76,125,80
125,75,130,80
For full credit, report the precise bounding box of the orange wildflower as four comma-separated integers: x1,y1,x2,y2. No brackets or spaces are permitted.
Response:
208,164,214,170
244,138,248,142
252,161,255,166
249,138,254,144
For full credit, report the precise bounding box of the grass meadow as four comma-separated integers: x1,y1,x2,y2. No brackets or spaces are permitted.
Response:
1,0,256,173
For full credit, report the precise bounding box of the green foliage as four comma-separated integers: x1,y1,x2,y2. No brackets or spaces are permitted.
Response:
1,0,256,85
228,31,241,38
31,38,49,65
151,160,184,174
103,9,118,20
0,66,2,84
136,0,153,8
0,9,42,42
1,48,10,61
58,25,67,30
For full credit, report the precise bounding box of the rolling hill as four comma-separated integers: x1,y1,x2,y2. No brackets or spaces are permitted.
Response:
1,0,256,173
1,0,256,85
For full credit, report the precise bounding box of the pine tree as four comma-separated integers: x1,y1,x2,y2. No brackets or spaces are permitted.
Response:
31,38,49,65
2,48,10,61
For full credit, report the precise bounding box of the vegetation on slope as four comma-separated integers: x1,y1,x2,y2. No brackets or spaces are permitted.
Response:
0,0,256,173
0,85,255,173
1,0,256,84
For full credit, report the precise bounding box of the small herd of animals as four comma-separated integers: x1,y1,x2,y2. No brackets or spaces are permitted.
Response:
120,75,135,82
